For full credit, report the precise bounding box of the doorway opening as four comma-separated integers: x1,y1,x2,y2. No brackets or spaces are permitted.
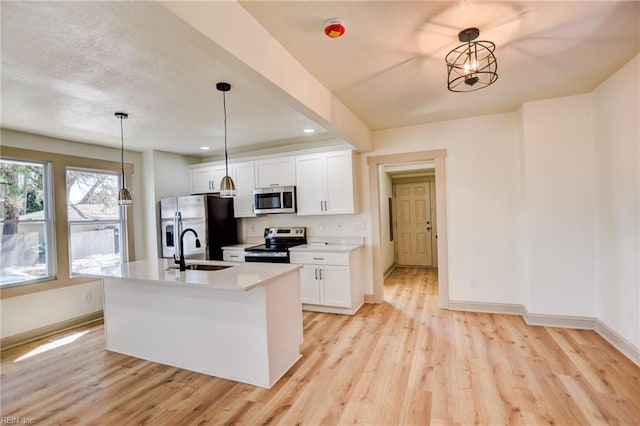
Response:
367,149,449,309
389,166,438,268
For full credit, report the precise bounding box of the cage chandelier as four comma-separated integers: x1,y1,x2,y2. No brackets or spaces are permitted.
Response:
446,27,498,92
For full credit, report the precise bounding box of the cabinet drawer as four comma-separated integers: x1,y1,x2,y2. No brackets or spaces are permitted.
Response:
290,252,349,266
223,250,245,262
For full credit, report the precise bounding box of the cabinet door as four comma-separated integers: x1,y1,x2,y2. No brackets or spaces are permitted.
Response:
191,165,227,193
232,161,255,218
191,166,217,193
325,151,355,214
254,157,296,188
211,166,228,193
299,265,321,304
320,265,351,308
295,154,326,215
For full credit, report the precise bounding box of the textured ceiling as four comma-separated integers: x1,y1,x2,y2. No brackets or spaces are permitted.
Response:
1,1,332,157
1,1,639,157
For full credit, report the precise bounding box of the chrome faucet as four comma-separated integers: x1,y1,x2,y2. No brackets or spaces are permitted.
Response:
175,228,201,271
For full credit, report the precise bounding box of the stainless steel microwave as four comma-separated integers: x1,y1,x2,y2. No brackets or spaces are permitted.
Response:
253,186,296,214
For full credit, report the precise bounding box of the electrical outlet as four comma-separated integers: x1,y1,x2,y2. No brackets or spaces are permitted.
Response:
251,224,256,234
470,280,477,289
355,221,366,231
82,291,92,303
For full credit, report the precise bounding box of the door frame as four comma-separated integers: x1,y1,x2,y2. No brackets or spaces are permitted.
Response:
367,149,449,309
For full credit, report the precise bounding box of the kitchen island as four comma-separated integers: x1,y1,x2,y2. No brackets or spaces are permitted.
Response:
82,259,303,388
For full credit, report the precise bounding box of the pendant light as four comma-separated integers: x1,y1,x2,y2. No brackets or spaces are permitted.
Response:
446,27,498,92
217,82,236,198
115,112,133,206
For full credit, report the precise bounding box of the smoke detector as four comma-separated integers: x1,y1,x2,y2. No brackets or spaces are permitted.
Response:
324,18,346,38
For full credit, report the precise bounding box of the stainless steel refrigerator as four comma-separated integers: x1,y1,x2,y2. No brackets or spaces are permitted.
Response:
160,194,237,261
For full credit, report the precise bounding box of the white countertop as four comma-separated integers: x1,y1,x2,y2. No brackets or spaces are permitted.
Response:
78,258,301,292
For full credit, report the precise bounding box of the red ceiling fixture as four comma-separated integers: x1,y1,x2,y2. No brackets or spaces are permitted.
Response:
324,18,345,38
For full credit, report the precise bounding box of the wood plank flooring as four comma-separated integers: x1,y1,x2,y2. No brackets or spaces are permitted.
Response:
1,267,639,425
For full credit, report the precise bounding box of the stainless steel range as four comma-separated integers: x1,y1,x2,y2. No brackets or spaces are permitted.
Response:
244,227,306,263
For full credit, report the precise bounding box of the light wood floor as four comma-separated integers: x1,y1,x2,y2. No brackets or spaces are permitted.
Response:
1,267,639,425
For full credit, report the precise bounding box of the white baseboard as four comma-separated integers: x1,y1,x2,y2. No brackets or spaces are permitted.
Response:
448,300,524,315
523,312,596,330
595,319,640,366
448,300,640,366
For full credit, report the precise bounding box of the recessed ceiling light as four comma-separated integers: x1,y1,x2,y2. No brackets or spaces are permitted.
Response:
303,128,315,134
199,146,211,150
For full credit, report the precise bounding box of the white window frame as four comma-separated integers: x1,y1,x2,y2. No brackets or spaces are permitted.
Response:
0,157,55,288
65,166,126,276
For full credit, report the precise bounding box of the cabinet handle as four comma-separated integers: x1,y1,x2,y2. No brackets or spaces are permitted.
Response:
229,255,239,258
270,183,279,187
319,268,323,280
324,201,328,211
320,201,323,211
313,257,324,260
314,268,318,280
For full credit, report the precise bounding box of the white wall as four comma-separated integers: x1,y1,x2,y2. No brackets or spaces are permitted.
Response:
1,281,103,338
592,54,640,349
520,95,598,317
370,113,524,304
142,150,196,258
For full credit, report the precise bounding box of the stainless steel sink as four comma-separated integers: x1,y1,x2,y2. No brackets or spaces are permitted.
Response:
168,264,233,271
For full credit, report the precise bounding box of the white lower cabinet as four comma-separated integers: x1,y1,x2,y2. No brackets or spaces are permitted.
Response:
291,247,363,315
299,264,350,307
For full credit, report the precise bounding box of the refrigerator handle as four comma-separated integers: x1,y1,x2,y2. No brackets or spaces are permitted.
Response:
173,211,182,263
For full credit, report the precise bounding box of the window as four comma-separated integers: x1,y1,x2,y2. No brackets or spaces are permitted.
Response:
66,168,124,275
0,158,53,287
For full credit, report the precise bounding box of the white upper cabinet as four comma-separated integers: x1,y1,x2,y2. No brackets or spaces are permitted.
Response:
190,164,227,194
295,149,356,215
254,157,296,188
231,161,256,218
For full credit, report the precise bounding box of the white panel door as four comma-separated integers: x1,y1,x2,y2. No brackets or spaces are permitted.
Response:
395,181,433,266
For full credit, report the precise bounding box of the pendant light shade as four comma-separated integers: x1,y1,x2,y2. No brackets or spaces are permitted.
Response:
115,112,133,206
217,82,236,198
446,28,498,92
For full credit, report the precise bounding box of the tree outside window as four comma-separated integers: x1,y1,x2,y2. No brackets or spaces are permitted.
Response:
0,158,53,286
66,168,124,275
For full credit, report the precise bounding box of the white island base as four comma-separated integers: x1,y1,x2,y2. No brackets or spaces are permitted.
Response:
100,260,303,388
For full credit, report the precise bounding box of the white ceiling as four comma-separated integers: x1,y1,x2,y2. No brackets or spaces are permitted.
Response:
240,0,640,129
2,1,639,157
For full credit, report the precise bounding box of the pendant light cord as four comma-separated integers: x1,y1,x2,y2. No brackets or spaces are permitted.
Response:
120,116,125,189
223,91,229,176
